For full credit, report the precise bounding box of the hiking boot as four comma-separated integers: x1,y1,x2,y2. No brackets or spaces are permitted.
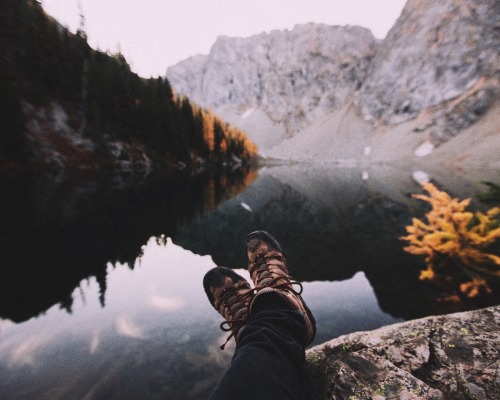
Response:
203,266,254,349
246,231,316,346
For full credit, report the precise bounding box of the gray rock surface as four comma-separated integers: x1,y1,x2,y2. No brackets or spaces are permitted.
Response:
167,23,378,138
306,305,499,400
359,0,500,127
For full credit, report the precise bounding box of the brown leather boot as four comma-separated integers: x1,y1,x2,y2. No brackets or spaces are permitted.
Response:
246,231,316,346
203,266,254,349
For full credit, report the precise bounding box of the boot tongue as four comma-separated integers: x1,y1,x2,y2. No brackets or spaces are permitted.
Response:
247,239,269,254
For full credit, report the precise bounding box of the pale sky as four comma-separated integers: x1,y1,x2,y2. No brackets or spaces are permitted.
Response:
42,0,407,78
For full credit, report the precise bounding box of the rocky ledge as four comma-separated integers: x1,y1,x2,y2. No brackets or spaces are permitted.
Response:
306,305,499,399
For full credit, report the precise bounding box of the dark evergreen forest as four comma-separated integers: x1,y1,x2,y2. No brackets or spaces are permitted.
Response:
0,0,257,172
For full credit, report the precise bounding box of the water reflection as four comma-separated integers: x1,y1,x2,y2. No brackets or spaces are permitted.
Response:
0,238,397,400
0,239,234,399
0,163,498,399
0,169,255,322
174,164,500,319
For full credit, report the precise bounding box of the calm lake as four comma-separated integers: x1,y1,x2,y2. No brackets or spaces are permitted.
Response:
1,163,499,399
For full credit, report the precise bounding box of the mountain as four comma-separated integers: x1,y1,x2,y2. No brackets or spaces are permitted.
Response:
166,0,500,167
167,23,378,146
359,0,499,126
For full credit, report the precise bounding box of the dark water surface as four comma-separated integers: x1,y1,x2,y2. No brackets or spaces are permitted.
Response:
1,164,498,399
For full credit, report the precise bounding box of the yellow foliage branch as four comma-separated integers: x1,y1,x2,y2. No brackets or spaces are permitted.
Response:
401,183,500,297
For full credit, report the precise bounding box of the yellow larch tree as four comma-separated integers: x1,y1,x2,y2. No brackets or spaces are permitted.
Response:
401,182,500,297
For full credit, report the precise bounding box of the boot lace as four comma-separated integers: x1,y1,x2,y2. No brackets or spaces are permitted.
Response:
217,281,254,350
251,252,304,295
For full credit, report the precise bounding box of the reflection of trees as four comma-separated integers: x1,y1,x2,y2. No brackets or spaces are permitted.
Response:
0,168,256,322
5,165,497,324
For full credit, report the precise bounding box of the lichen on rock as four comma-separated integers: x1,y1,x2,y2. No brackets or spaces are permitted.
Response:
306,305,499,399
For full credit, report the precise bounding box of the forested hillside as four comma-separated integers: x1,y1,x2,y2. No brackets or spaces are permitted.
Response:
0,0,257,178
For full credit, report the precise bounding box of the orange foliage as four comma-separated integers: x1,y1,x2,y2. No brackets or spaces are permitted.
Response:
202,169,258,213
201,110,215,152
197,108,258,159
401,183,500,298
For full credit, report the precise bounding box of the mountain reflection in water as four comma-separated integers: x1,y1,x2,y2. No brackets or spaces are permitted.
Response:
0,164,498,400
175,164,500,319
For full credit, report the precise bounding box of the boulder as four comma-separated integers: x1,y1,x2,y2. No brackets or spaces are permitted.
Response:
306,305,499,399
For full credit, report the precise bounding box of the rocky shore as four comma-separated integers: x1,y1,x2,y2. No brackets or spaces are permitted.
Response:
306,305,499,399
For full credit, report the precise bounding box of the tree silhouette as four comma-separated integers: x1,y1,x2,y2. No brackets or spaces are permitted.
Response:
1,0,258,169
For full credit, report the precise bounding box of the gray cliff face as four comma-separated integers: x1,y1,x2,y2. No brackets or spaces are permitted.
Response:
307,305,500,400
167,23,378,136
166,0,500,161
359,0,500,126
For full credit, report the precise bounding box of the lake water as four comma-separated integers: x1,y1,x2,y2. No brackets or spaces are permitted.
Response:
1,163,498,399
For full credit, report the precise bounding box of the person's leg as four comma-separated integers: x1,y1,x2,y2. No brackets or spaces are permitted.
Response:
246,230,316,345
209,292,320,400
203,231,320,400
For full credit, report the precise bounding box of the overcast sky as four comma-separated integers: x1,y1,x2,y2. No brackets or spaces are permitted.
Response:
42,0,407,78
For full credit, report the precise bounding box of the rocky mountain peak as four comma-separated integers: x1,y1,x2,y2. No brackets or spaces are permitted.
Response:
167,23,378,139
359,0,500,125
166,0,499,163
